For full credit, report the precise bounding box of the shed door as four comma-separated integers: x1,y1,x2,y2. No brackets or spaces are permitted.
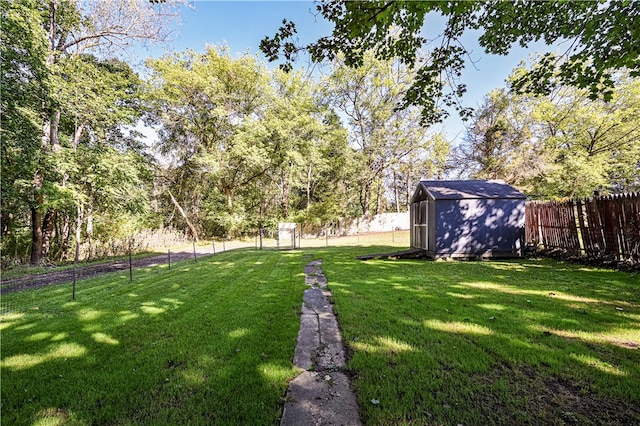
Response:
413,200,428,250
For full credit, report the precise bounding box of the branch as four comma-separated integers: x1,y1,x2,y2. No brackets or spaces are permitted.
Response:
167,189,199,241
363,1,397,24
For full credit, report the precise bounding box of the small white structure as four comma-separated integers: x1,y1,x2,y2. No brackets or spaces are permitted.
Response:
278,222,298,249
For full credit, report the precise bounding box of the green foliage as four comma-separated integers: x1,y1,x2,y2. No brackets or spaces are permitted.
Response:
41,53,152,260
53,55,143,137
480,1,639,102
1,0,185,265
146,47,275,230
262,0,640,124
146,47,355,238
461,65,640,199
460,88,546,187
1,0,51,252
325,51,451,214
0,0,161,264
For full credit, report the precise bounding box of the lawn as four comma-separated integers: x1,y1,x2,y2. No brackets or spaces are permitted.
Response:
1,249,304,425
319,247,640,425
2,244,639,425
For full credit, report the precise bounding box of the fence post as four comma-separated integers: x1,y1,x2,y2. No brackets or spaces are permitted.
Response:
193,241,197,263
72,241,79,299
73,260,77,300
292,227,296,249
168,249,171,269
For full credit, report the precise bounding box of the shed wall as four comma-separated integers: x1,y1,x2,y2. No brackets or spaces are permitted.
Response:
433,198,525,257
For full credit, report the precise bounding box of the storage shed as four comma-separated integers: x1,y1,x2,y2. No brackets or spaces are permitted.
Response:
410,180,526,258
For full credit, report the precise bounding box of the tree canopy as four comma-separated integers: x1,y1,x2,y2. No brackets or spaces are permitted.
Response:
1,0,184,264
460,68,640,199
2,0,638,266
261,0,640,124
145,47,357,239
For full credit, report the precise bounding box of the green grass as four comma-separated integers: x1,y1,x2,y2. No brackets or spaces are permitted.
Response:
317,247,640,425
3,244,639,425
1,249,304,425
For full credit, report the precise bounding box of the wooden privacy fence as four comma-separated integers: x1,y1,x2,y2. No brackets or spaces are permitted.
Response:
525,192,640,262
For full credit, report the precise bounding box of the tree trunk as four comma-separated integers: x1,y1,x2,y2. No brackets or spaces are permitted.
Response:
225,190,233,214
2,212,13,236
42,210,57,259
30,165,45,264
375,180,383,215
58,213,71,261
361,178,372,216
168,190,199,241
405,174,411,208
76,205,83,263
306,165,313,209
393,171,400,213
50,109,61,153
47,0,58,56
86,200,94,259
72,121,85,150
30,206,44,265
280,169,290,217
220,180,234,214
41,119,51,148
31,1,58,265
152,176,159,213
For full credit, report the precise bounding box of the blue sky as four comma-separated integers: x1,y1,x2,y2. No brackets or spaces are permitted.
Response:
141,1,560,144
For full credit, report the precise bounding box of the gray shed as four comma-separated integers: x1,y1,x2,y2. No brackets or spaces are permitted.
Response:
410,180,526,258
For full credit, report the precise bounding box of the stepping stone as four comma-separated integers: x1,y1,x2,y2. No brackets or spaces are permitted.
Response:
281,371,360,426
281,259,361,426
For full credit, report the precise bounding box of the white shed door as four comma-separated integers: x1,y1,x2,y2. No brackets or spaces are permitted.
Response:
412,200,428,250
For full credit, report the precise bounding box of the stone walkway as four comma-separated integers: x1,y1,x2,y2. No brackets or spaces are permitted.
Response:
280,259,362,426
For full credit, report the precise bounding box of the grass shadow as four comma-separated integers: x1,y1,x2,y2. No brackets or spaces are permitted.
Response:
1,249,304,425
315,246,640,425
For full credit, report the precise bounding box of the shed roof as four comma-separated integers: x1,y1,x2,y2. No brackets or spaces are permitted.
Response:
417,180,526,200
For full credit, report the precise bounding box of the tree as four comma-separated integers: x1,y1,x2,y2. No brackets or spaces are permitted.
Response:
528,73,640,198
1,0,183,264
389,132,451,212
325,51,448,215
1,0,51,260
146,47,275,238
460,68,640,199
252,69,352,224
261,0,640,124
459,88,548,188
146,47,354,237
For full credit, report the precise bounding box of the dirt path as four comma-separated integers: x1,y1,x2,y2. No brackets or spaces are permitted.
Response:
0,241,253,295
